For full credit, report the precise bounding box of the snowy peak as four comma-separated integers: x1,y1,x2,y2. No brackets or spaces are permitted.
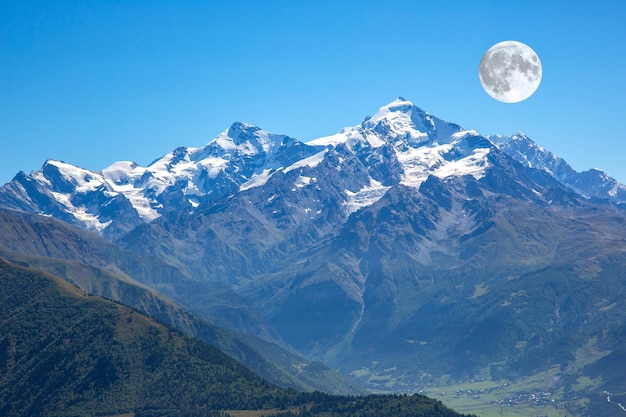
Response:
142,122,297,181
366,97,434,139
367,97,417,124
366,98,436,145
37,159,109,196
210,122,276,153
310,98,465,149
367,97,465,145
490,132,626,202
189,122,321,172
102,161,142,186
205,121,302,158
310,99,492,191
3,160,135,235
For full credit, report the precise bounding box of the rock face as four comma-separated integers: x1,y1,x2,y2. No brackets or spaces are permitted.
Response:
2,98,626,404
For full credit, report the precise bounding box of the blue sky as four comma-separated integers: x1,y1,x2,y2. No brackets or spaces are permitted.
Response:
1,1,625,185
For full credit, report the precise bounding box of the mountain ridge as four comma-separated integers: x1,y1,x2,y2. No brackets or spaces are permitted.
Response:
490,132,626,203
3,97,624,240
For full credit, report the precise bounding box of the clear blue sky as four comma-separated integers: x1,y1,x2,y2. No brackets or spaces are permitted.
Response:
1,1,625,185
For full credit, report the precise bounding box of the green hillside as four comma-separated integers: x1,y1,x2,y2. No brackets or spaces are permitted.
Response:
0,259,473,417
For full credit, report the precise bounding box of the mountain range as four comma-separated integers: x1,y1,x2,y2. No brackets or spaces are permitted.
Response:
2,97,626,417
3,98,625,240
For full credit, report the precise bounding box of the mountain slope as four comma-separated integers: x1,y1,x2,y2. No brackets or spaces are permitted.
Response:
0,259,291,417
244,171,626,374
0,259,473,417
0,207,271,339
0,207,365,395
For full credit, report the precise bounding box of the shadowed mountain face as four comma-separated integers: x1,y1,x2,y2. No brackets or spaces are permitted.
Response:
1,98,626,416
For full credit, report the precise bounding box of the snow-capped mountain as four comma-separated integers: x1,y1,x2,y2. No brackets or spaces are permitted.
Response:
309,98,492,188
0,122,322,239
1,97,624,241
221,98,496,219
114,98,578,291
490,132,626,203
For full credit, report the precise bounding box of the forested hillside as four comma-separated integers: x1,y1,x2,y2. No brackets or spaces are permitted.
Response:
0,259,473,417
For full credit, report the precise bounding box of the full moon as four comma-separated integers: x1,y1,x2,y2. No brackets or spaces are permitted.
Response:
479,41,542,103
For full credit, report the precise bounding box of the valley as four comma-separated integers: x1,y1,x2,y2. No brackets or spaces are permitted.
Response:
0,259,473,417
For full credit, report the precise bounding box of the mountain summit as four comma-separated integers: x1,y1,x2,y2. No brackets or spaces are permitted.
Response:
311,97,464,148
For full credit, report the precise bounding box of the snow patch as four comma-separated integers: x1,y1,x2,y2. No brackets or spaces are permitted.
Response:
397,143,452,187
432,148,491,180
398,144,491,187
102,162,161,221
239,169,275,191
50,190,112,232
451,130,479,139
294,176,314,188
343,179,391,214
196,156,229,178
284,149,328,173
310,128,386,149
